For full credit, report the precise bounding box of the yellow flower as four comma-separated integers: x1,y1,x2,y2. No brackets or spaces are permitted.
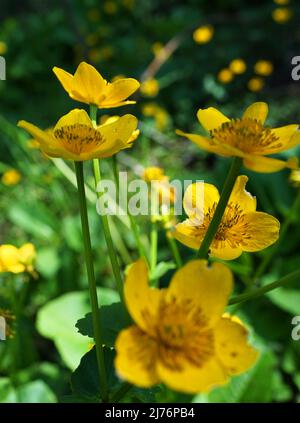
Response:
115,259,258,393
99,115,140,145
289,169,300,187
1,169,21,186
254,60,273,76
248,77,264,92
0,243,36,274
229,59,247,75
174,176,279,260
274,0,289,4
177,102,300,173
18,109,138,161
143,167,166,182
0,41,7,55
217,68,234,84
140,78,160,97
193,25,214,44
272,7,292,23
103,1,118,15
53,62,140,108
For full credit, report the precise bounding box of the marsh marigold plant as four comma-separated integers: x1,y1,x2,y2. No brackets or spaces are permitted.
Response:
177,102,300,172
18,109,138,161
174,175,280,260
115,259,258,393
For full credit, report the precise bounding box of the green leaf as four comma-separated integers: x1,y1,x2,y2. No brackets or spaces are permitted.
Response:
36,289,119,370
17,380,57,403
150,261,176,281
36,247,60,278
76,302,131,347
266,287,300,315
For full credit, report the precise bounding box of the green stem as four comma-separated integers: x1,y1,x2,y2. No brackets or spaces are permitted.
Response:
150,221,158,272
166,233,182,268
197,157,242,259
110,382,132,403
253,189,300,282
74,161,108,402
228,268,300,305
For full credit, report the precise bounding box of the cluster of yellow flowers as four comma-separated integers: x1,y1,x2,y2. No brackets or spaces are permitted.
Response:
0,243,36,274
17,62,300,395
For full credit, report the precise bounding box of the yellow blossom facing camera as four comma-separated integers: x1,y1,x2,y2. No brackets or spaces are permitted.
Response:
115,259,258,393
174,175,280,260
229,59,247,75
0,243,36,274
53,62,140,108
177,102,300,173
1,169,21,186
248,77,264,92
140,78,160,97
18,109,138,161
254,60,273,76
217,68,234,84
193,25,214,44
272,7,292,23
0,41,7,55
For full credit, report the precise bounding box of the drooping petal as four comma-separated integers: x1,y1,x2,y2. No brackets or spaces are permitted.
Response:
18,120,62,155
243,154,298,173
242,102,268,124
234,211,280,252
102,78,140,107
72,62,107,105
167,260,233,327
265,125,300,154
173,220,204,250
197,107,230,132
214,315,259,375
183,181,219,221
229,175,257,213
52,67,74,93
124,259,165,334
157,355,228,394
54,109,93,131
115,326,159,387
210,242,243,260
176,129,230,156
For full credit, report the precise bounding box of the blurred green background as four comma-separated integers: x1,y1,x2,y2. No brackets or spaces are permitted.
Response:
0,0,300,403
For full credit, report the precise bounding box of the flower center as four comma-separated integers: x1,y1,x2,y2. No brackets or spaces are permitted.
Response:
211,118,281,153
156,297,214,370
54,124,104,155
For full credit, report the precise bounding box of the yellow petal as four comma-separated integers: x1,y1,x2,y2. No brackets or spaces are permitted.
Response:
124,259,164,334
234,211,280,252
210,242,243,260
229,175,257,213
176,129,230,156
72,62,107,105
266,125,300,154
243,102,268,124
167,260,233,327
157,355,228,393
17,121,62,155
115,325,159,388
94,114,138,158
183,181,219,220
214,315,259,375
173,220,204,250
19,243,36,264
243,154,298,173
0,245,25,273
197,107,230,132
102,78,140,107
54,109,93,131
53,67,74,93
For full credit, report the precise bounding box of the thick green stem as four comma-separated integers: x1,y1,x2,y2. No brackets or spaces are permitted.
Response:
197,157,242,259
74,161,108,402
166,233,182,268
228,268,300,305
253,189,300,282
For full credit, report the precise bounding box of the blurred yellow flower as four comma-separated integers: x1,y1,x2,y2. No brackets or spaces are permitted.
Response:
140,78,160,97
248,77,264,92
143,167,176,205
193,25,214,44
217,68,234,84
142,103,169,130
0,41,7,55
87,8,101,22
115,259,258,392
289,169,300,187
177,102,300,173
142,167,165,182
272,7,292,23
0,243,36,274
103,1,118,14
151,42,167,60
274,0,289,4
229,59,247,75
18,109,138,161
174,175,280,259
254,60,273,76
1,169,21,186
53,62,140,108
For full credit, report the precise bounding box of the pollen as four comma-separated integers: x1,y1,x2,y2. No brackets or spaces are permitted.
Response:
54,124,104,155
211,118,281,154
